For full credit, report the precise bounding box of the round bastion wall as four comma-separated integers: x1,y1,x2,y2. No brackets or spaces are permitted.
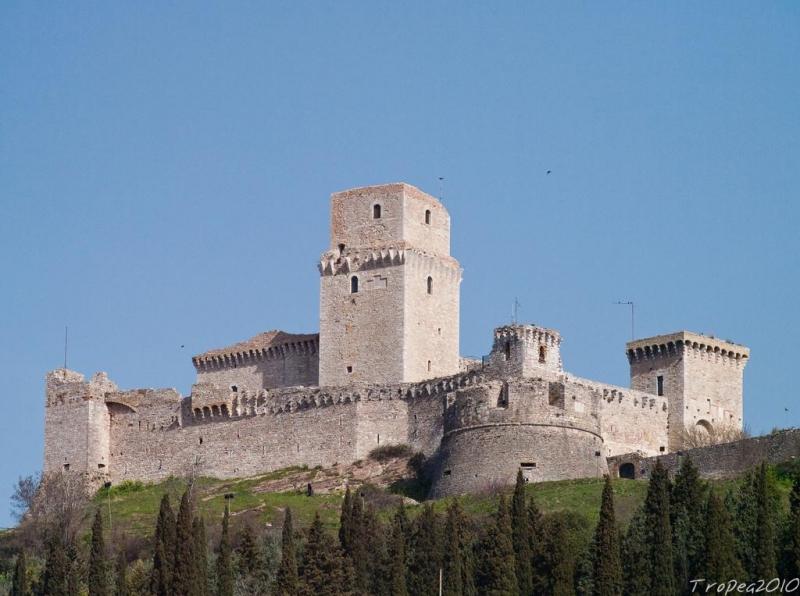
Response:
429,378,607,497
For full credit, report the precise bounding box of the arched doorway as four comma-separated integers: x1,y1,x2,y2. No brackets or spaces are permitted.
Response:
619,462,636,479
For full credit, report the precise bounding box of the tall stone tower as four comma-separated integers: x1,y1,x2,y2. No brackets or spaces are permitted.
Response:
627,331,749,450
318,183,462,386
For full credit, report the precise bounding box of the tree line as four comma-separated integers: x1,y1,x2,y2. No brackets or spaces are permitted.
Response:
7,458,800,595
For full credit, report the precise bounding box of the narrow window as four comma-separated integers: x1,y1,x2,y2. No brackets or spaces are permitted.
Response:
425,209,431,224
350,276,359,293
231,385,238,393
199,437,203,445
539,345,547,363
346,366,353,374
338,243,345,253
657,375,664,396
427,360,432,372
373,204,381,219
427,276,433,294
504,341,511,361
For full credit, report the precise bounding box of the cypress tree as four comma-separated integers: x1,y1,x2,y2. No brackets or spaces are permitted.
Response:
66,540,80,596
528,493,545,594
387,505,409,596
754,462,777,579
671,457,706,594
237,522,263,577
545,516,574,596
443,501,464,596
408,503,443,596
193,517,209,596
592,476,622,596
702,491,742,583
299,512,352,596
274,508,299,596
349,491,369,591
173,489,196,596
645,462,674,596
216,507,234,596
10,550,29,596
621,507,650,596
339,486,353,552
151,494,176,596
783,477,800,578
362,503,388,596
511,471,533,595
89,508,109,596
41,526,69,596
115,550,129,596
476,496,518,596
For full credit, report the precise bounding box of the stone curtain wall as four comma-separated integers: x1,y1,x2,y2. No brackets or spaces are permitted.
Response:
608,429,800,480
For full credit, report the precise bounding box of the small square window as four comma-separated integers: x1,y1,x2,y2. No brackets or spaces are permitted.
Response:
346,366,353,373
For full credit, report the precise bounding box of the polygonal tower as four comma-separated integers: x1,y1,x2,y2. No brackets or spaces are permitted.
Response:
318,183,462,386
627,331,749,451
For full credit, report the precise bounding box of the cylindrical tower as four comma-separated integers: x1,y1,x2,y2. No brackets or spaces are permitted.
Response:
429,377,606,497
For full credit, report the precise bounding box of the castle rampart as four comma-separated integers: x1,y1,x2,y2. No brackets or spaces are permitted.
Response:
42,181,753,499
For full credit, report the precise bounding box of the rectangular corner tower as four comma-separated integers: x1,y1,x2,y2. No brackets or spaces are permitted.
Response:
318,183,462,386
627,331,749,451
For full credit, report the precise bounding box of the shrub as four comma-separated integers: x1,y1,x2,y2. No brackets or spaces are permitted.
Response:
368,444,413,462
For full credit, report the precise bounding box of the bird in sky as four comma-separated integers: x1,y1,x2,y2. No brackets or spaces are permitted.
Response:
546,170,552,175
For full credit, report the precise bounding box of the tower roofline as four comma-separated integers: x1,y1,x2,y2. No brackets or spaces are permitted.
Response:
626,331,749,361
331,181,448,210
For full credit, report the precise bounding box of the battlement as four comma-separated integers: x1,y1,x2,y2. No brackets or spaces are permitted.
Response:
626,331,749,364
486,324,563,376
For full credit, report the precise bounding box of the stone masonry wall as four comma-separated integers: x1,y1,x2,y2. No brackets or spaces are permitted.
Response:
195,346,319,392
608,429,800,480
430,378,606,497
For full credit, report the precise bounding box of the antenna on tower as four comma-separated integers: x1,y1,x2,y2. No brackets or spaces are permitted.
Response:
437,176,445,201
614,301,635,340
512,297,521,324
64,325,68,370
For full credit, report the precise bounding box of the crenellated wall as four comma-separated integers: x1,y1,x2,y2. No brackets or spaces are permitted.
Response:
430,377,606,497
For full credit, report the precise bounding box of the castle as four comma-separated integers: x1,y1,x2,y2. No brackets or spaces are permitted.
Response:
43,183,750,496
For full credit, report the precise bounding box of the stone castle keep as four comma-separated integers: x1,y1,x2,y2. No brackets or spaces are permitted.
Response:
43,183,751,496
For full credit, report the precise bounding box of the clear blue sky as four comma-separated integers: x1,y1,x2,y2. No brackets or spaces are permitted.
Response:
1,3,798,527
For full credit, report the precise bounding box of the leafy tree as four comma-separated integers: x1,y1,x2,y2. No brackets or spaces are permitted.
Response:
193,517,209,596
476,496,518,596
274,508,299,596
408,503,443,596
115,550,129,596
621,507,650,596
151,494,176,596
10,550,29,596
592,476,622,596
645,462,674,596
299,512,352,596
216,508,234,596
387,505,409,596
173,489,196,596
89,508,109,596
511,471,534,595
702,491,743,583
